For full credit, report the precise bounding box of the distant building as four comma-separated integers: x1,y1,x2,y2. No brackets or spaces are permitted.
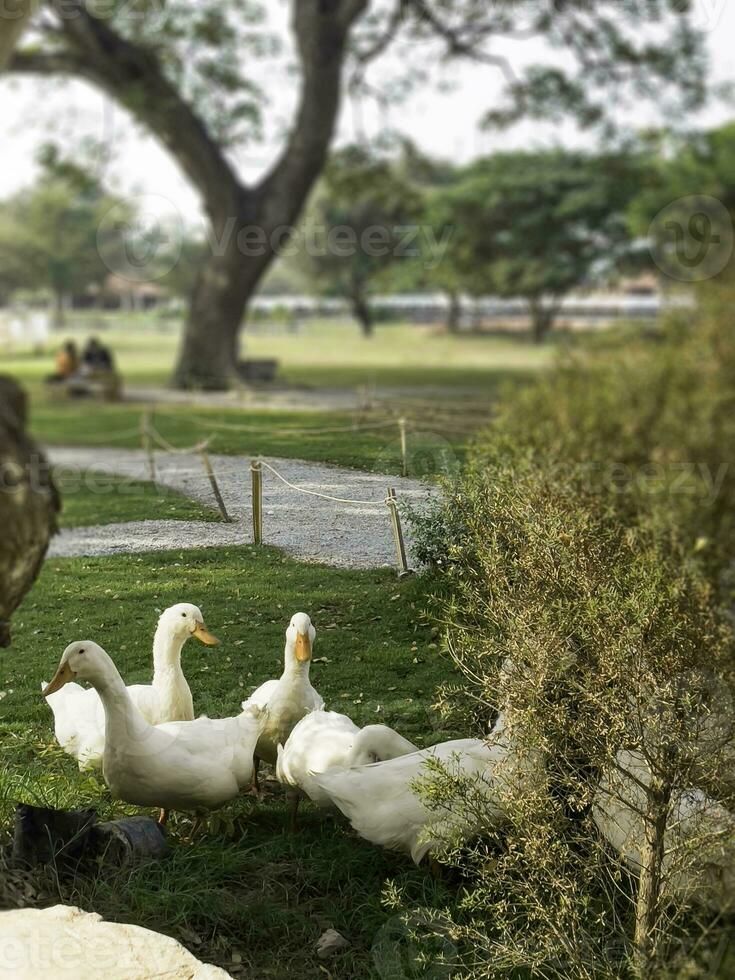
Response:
77,276,170,312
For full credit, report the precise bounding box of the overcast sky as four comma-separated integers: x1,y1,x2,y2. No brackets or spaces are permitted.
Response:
1,0,734,226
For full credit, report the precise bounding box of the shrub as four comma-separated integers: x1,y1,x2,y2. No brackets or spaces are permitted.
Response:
410,457,735,977
402,291,735,976
466,286,735,592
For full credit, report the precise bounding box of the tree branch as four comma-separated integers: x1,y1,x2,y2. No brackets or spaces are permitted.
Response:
27,0,246,221
401,0,518,85
259,0,369,225
354,0,405,67
9,48,92,80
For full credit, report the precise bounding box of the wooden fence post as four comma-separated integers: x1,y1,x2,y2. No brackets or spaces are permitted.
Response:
199,450,231,522
141,410,156,483
398,417,408,478
386,487,411,576
251,460,263,545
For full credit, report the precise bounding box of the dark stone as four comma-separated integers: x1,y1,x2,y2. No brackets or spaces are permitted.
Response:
92,816,170,865
10,804,169,869
12,804,98,867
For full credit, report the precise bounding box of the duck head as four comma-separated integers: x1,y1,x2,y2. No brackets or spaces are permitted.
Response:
43,641,113,696
286,613,315,664
160,603,220,646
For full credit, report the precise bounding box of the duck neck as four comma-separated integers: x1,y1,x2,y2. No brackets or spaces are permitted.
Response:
152,622,190,705
95,669,149,745
282,643,311,683
350,726,417,766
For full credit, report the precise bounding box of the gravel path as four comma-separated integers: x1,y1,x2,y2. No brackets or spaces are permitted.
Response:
48,447,435,569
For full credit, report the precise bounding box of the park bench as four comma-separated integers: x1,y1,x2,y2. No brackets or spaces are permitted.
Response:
237,358,279,382
49,371,123,402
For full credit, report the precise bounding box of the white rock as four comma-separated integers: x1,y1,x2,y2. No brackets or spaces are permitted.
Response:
315,928,350,959
0,905,232,979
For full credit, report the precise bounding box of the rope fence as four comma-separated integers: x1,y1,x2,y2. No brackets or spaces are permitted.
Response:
129,398,488,577
135,411,413,576
161,411,400,437
250,459,412,576
256,459,388,507
152,405,481,440
144,423,212,456
144,411,481,494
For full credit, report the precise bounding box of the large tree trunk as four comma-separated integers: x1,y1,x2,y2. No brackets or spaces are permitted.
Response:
0,377,59,647
172,0,368,387
11,0,368,391
171,234,254,390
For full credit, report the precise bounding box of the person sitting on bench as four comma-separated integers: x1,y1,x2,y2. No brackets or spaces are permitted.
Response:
81,337,114,374
46,340,79,383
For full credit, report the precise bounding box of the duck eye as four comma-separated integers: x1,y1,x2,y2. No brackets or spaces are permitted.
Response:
181,612,187,618
79,649,85,655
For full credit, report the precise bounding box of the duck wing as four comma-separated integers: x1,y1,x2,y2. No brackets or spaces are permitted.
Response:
241,678,279,711
316,739,504,863
157,711,262,792
277,711,358,801
43,681,105,770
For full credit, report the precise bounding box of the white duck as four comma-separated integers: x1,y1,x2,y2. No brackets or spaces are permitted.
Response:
313,716,523,865
276,710,418,827
242,612,323,792
43,641,264,816
593,749,735,908
43,603,219,770
277,710,418,806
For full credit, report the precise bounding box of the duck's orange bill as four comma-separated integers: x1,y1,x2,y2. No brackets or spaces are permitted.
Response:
43,662,76,697
295,632,312,662
193,623,220,646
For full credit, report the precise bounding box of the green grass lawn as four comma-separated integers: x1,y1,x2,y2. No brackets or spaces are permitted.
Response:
3,316,550,473
0,315,534,975
6,314,552,388
0,545,460,978
35,403,474,474
57,471,220,528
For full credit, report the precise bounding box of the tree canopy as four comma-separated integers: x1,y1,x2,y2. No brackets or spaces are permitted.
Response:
302,144,423,335
0,144,129,322
628,123,735,284
6,0,710,385
428,149,645,340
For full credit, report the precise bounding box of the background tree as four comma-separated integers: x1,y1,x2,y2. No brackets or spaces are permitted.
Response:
8,1,707,388
378,144,464,333
303,145,422,336
0,144,129,326
430,149,644,342
628,123,735,284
